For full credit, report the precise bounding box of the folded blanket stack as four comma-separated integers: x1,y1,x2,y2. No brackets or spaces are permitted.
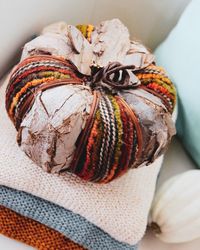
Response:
0,19,176,249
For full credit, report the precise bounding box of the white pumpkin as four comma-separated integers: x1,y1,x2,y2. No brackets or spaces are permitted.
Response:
149,170,200,243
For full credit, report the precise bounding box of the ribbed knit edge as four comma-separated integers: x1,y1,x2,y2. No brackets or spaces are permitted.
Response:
0,205,84,250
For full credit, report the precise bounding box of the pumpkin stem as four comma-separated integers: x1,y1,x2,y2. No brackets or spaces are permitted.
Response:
149,222,162,235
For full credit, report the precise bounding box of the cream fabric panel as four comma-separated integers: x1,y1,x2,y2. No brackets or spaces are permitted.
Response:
0,0,190,77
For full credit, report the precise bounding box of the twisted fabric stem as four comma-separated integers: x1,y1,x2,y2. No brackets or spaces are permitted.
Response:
88,62,141,93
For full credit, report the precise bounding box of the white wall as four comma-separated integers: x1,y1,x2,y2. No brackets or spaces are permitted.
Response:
0,0,190,77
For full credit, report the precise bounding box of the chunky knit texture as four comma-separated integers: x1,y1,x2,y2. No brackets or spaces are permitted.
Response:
0,186,138,250
137,64,176,113
0,205,84,250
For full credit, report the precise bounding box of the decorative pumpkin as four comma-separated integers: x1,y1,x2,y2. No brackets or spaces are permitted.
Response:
5,19,176,183
150,170,200,243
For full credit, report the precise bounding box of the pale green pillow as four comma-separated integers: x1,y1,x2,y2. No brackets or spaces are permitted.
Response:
155,0,200,167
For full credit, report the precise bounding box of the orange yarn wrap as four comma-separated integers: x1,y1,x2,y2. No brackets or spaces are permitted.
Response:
0,205,85,250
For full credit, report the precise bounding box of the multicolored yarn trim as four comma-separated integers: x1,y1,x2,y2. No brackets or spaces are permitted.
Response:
76,24,94,42
136,64,176,113
6,55,83,129
73,94,141,183
0,205,84,250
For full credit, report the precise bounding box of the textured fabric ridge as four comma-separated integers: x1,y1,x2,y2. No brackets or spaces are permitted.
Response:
0,205,84,250
0,186,138,250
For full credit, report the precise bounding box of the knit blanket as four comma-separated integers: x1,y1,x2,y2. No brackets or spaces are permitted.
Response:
0,205,84,250
0,185,138,250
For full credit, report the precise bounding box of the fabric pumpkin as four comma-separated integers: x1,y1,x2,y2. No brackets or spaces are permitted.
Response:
6,19,176,183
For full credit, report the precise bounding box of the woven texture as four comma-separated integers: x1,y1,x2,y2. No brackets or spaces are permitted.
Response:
0,186,138,250
0,205,84,250
0,74,164,245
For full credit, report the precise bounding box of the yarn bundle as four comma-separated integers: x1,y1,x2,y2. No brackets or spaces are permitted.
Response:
5,19,176,183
